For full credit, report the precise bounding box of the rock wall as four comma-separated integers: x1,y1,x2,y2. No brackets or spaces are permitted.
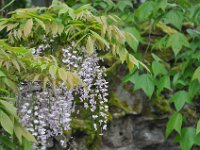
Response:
47,84,180,150
101,116,179,150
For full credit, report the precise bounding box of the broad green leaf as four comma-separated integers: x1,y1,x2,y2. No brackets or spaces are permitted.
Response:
166,112,182,138
134,74,155,98
156,75,171,95
134,1,156,22
122,70,137,83
116,0,132,11
188,80,200,99
164,10,183,30
170,91,190,111
157,0,168,11
196,120,200,135
174,127,200,150
0,111,14,135
152,61,167,77
192,66,200,83
167,33,189,56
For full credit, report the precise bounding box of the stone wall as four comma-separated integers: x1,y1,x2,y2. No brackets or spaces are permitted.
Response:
47,84,180,150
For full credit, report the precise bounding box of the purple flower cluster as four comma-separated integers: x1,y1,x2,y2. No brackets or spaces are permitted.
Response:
18,42,109,149
79,54,109,132
18,82,73,149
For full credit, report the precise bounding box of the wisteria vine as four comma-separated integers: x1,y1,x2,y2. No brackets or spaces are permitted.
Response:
17,39,109,149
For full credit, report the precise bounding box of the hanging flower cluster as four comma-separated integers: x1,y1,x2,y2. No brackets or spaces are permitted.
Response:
17,40,109,149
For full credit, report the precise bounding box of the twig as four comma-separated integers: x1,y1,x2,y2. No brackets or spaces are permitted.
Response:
0,0,15,12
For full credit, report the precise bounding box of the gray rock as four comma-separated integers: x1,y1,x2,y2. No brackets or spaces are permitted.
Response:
115,85,144,114
133,121,165,148
102,117,133,148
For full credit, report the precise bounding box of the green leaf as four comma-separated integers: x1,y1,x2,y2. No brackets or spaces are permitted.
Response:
14,122,23,144
151,53,163,62
34,18,45,30
167,33,190,56
124,27,141,52
0,70,6,77
196,120,200,135
152,61,167,77
2,78,17,92
170,91,190,111
0,135,17,149
134,74,155,98
157,0,168,11
164,10,184,30
0,110,14,135
126,54,139,71
23,19,33,37
192,66,200,83
188,80,200,99
23,138,33,150
58,68,68,82
90,30,109,48
134,1,156,22
117,48,128,63
49,65,57,79
166,112,182,138
174,127,200,150
152,36,168,50
86,36,94,55
116,0,132,11
0,100,17,118
156,75,171,95
187,29,200,38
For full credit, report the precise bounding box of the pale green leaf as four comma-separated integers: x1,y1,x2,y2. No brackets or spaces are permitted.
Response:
86,36,94,55
23,19,33,37
117,48,128,63
58,68,68,82
49,65,57,79
0,111,14,135
0,100,17,118
34,18,45,30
